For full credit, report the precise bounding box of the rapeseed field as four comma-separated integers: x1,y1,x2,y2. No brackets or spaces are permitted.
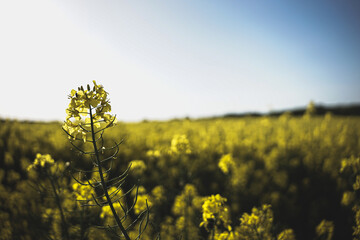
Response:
0,82,359,239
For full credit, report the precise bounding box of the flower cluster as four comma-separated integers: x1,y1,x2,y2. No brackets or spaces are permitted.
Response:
146,149,161,158
129,160,147,176
63,80,115,142
218,153,254,188
100,202,123,219
169,134,191,155
132,186,152,215
316,220,334,240
339,155,360,238
173,184,203,216
100,186,126,223
277,229,296,240
27,153,55,171
341,191,355,206
340,155,360,173
72,182,93,202
353,205,360,238
215,231,235,240
236,204,273,240
151,185,166,204
171,184,204,239
200,194,231,231
218,154,235,174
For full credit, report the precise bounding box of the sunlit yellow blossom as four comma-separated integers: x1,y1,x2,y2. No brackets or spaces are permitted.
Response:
169,134,191,155
129,160,147,176
100,187,126,223
27,153,55,171
146,150,161,158
215,231,235,240
132,186,152,215
200,194,231,231
72,182,93,202
171,184,203,239
100,202,123,219
63,80,116,142
218,154,235,174
175,216,185,230
151,185,166,203
173,184,204,216
236,204,273,240
134,194,151,214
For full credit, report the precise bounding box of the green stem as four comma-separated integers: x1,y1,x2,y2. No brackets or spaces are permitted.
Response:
89,107,130,240
49,176,69,240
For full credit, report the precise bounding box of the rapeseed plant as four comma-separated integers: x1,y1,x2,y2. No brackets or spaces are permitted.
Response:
200,198,298,240
200,194,232,240
236,204,273,240
340,155,360,239
172,184,204,240
27,153,71,239
63,81,149,239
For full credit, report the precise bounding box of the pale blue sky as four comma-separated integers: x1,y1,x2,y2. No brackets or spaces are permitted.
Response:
1,0,359,121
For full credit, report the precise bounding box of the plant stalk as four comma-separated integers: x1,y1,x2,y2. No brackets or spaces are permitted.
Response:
89,107,130,240
49,176,70,240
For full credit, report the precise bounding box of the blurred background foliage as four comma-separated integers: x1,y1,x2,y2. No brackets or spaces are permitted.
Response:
0,111,359,239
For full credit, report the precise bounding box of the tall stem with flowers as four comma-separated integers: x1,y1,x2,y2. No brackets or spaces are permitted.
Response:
63,81,148,239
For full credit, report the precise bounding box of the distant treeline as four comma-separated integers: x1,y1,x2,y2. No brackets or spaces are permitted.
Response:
2,104,360,124
222,103,360,118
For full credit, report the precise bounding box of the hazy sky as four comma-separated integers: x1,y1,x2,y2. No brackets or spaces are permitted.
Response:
1,0,359,122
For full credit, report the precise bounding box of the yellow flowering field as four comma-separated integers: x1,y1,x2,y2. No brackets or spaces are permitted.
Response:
0,112,359,239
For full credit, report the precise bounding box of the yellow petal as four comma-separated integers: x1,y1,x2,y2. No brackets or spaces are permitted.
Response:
71,89,76,97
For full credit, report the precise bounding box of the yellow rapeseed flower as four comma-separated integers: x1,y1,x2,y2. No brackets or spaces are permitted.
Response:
277,229,296,240
316,220,334,240
63,81,116,142
129,160,147,176
169,134,191,155
132,186,152,215
27,153,55,171
200,194,231,231
72,182,93,202
218,154,235,174
236,204,273,240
